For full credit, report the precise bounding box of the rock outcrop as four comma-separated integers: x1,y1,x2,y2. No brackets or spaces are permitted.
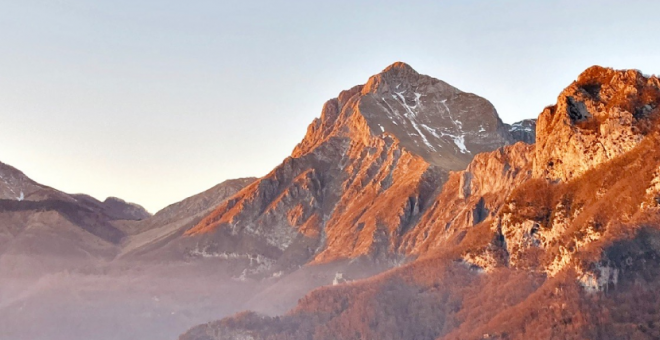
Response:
534,66,660,181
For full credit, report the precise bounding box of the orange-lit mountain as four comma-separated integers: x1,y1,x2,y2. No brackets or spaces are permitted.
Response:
180,66,660,340
137,62,533,279
0,62,539,340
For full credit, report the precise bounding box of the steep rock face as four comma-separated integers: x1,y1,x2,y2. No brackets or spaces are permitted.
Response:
401,142,534,261
492,68,660,278
457,66,660,311
181,62,516,274
320,62,515,169
534,66,660,181
496,131,660,276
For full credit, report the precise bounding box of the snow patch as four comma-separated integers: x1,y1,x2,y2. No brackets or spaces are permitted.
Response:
452,135,469,154
376,91,473,155
440,99,463,129
420,124,441,139
391,91,437,151
510,122,533,132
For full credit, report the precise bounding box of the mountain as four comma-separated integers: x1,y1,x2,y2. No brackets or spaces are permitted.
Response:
506,119,536,144
180,66,660,340
143,62,529,281
0,171,259,340
0,162,151,278
0,62,537,340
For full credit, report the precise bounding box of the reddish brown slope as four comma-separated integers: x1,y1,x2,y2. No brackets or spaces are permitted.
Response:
180,66,660,340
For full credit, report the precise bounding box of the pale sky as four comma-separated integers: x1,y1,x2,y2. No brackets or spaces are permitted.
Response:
1,0,659,212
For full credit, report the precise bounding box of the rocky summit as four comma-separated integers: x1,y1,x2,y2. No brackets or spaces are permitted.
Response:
164,62,531,277
534,66,660,181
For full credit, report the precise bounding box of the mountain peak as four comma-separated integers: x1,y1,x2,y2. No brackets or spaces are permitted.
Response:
362,61,425,95
184,64,519,273
381,61,417,74
0,161,45,201
534,66,660,181
576,65,649,87
292,62,513,169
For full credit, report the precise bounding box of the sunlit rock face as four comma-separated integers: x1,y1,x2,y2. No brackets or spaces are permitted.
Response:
401,142,535,260
476,67,660,278
534,66,660,182
487,67,660,279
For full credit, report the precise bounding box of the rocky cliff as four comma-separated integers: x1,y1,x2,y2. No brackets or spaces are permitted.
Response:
534,66,660,181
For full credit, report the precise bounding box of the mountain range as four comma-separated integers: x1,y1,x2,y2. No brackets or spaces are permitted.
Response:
3,62,659,340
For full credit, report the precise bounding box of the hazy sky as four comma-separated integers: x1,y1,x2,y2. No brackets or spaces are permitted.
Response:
1,0,659,212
